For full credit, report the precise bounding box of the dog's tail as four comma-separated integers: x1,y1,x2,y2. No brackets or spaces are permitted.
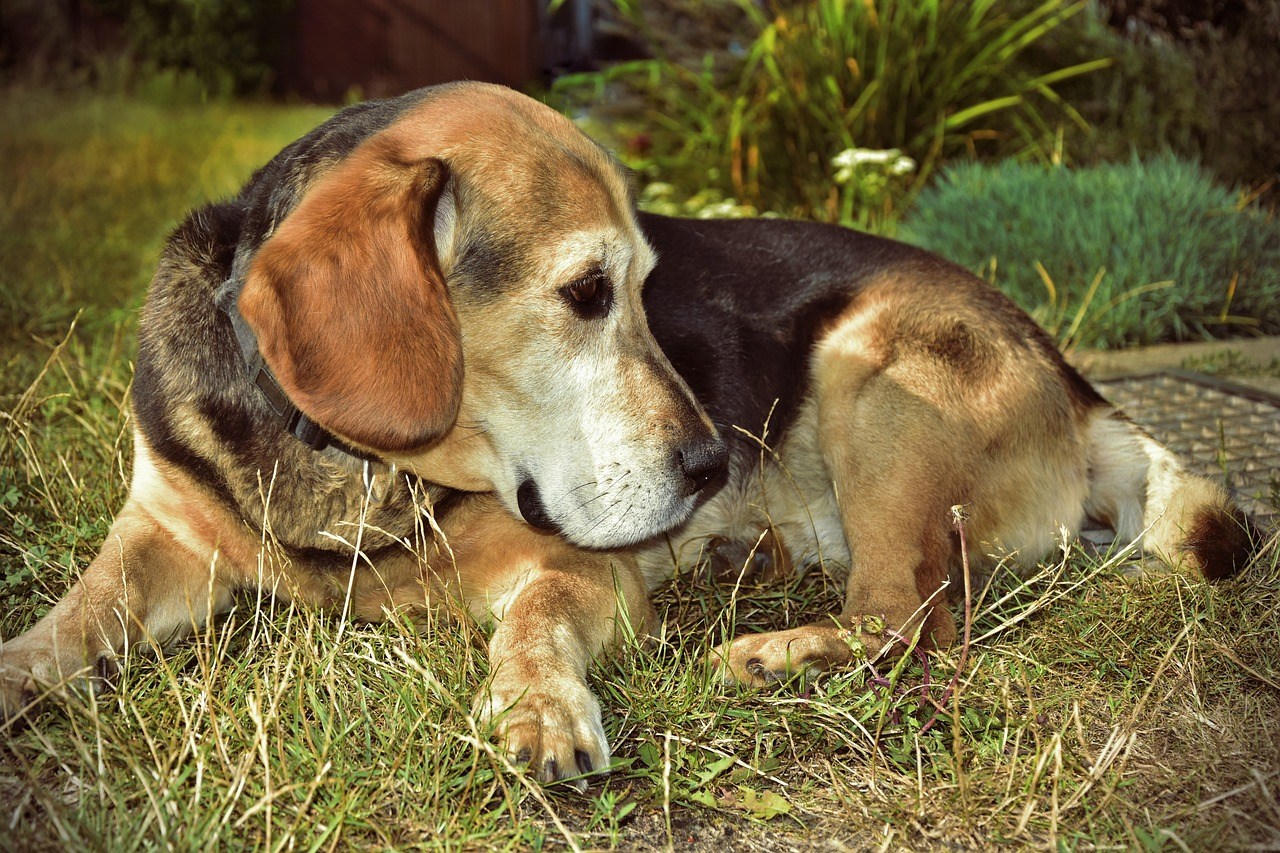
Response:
1083,409,1255,579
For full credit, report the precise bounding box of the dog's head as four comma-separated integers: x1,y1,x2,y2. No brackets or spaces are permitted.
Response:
238,83,724,549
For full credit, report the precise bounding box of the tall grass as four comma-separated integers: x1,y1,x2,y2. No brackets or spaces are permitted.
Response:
558,0,1107,227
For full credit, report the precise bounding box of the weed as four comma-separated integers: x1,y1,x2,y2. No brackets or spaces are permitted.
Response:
557,0,1106,230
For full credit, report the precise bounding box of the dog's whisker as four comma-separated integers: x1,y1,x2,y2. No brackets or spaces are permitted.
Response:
569,477,623,513
581,498,626,537
544,480,603,520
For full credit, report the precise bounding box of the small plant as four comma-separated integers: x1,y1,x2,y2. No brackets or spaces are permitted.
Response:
900,155,1280,349
830,147,917,231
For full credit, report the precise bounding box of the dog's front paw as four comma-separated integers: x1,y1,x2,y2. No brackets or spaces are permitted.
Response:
473,674,610,790
0,633,115,724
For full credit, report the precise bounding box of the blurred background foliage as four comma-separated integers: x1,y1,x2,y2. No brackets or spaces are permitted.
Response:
552,0,1280,347
0,0,293,96
554,0,1279,222
95,0,293,96
1030,0,1280,201
1,0,1277,347
557,0,1109,224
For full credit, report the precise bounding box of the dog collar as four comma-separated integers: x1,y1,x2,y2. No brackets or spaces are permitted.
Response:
216,282,367,461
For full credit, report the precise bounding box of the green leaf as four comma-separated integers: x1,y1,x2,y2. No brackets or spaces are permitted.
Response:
737,787,792,820
695,754,737,788
943,95,1025,129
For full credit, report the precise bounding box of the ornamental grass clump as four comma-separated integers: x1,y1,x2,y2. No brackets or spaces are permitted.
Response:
557,0,1106,229
900,155,1280,349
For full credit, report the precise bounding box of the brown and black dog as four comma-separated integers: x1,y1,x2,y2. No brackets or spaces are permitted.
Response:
0,83,1253,786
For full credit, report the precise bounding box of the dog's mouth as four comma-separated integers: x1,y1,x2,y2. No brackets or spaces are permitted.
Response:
516,478,560,533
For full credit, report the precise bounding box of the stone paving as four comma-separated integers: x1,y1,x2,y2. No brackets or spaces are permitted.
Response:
1094,371,1280,530
1075,337,1280,533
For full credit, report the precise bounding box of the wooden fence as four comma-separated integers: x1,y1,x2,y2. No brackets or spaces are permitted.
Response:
280,0,586,101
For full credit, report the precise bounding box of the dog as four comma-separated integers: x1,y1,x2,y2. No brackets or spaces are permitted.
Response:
0,83,1254,788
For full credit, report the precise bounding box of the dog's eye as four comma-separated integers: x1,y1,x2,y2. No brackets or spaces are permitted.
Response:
560,271,611,319
568,277,598,303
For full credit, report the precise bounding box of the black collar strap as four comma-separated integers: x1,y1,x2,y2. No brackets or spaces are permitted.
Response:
217,283,371,463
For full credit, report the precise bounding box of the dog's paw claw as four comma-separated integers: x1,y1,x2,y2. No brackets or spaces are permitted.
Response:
95,655,120,694
474,675,610,790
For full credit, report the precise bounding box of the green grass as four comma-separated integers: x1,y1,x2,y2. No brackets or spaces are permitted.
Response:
4,88,1280,850
1180,350,1280,380
0,86,334,349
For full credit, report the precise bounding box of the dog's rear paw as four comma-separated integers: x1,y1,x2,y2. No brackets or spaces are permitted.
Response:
473,675,610,790
709,621,890,688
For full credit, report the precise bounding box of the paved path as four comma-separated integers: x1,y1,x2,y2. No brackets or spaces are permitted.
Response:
1071,337,1280,531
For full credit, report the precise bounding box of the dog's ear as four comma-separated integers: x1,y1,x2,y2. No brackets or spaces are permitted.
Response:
239,142,462,454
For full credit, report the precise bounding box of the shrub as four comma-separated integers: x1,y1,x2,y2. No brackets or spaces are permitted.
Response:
1027,2,1280,199
556,0,1106,230
96,0,293,96
899,156,1280,349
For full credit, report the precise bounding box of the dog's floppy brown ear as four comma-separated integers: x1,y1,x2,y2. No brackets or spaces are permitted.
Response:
239,142,462,453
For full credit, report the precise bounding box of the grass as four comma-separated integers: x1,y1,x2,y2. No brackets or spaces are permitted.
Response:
0,85,334,349
4,87,1280,850
1180,350,1280,380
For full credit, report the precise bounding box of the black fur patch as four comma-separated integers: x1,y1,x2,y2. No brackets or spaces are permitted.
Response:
639,213,1111,466
1185,505,1256,580
641,214,944,458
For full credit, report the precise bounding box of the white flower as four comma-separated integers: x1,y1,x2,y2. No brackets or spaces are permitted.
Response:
832,147,916,183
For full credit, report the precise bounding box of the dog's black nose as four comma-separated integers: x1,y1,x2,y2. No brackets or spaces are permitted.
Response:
517,478,558,532
677,436,728,495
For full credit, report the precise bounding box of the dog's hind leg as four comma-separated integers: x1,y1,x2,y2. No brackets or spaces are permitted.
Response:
712,298,1064,686
0,437,235,723
712,363,964,685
